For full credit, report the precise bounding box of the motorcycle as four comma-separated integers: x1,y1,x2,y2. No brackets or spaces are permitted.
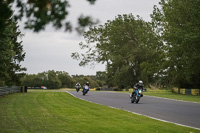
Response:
82,85,89,95
131,88,143,103
75,86,81,92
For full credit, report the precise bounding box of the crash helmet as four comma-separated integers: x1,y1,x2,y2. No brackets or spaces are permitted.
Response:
138,80,143,85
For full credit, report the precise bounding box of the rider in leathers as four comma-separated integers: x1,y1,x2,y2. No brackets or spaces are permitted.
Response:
75,82,81,92
130,80,144,98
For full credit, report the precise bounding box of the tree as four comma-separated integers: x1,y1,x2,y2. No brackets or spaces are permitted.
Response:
8,0,98,33
96,71,107,86
22,74,37,87
72,14,161,88
57,71,75,88
151,0,200,88
0,0,98,86
0,1,26,86
46,70,62,89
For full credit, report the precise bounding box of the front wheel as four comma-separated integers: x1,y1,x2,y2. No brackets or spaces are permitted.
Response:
135,95,141,103
82,89,88,95
136,97,140,103
131,96,136,103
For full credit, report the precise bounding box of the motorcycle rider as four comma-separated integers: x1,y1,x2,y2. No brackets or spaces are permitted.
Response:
75,82,81,87
130,80,144,98
75,82,81,92
86,81,89,86
83,82,90,90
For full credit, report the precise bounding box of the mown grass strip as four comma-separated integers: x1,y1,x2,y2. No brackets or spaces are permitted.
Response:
0,90,199,133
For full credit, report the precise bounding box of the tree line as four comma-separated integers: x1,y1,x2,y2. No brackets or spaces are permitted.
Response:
72,0,200,88
22,70,107,89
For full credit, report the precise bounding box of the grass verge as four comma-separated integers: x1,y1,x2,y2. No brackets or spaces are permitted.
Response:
0,90,199,133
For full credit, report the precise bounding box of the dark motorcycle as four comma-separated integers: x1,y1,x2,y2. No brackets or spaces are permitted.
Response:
131,88,143,103
82,85,89,95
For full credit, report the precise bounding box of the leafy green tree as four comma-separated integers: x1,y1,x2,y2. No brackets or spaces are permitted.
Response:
7,0,98,33
57,71,75,88
45,70,61,89
0,1,26,86
72,74,85,87
96,71,107,86
72,14,161,88
151,0,200,88
96,71,107,81
22,74,37,87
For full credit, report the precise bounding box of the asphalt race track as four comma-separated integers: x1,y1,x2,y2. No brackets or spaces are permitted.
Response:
67,91,200,130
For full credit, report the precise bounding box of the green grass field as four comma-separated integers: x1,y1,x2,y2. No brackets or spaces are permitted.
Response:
0,90,199,133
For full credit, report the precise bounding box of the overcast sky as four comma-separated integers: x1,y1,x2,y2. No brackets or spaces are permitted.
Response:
19,0,160,76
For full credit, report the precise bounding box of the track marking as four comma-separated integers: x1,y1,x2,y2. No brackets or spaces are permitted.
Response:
66,91,200,130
